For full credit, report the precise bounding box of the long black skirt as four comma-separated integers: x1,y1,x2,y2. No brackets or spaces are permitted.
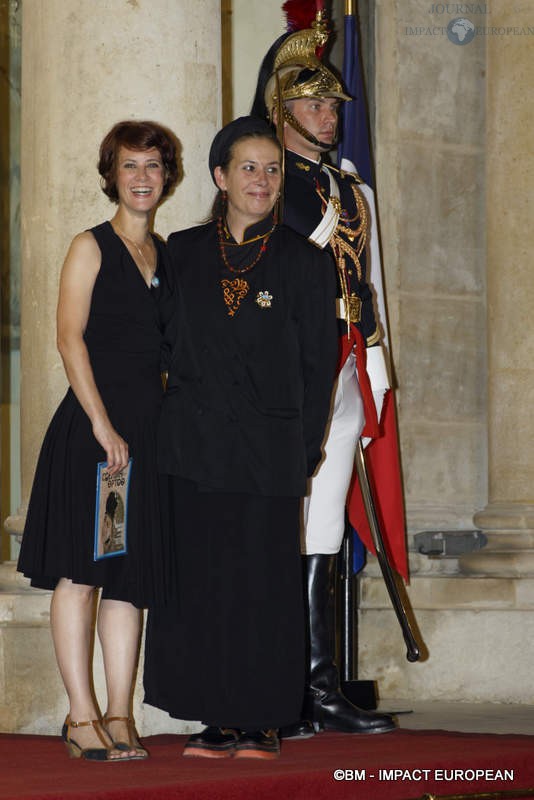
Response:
143,476,305,730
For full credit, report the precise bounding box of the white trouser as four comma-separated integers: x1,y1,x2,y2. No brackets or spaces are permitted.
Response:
301,352,364,555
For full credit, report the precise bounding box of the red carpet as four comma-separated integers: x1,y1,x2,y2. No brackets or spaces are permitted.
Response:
1,729,533,800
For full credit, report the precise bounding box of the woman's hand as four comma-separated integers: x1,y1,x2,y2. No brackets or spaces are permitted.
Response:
92,419,129,474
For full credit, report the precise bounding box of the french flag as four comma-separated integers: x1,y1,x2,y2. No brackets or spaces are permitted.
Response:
338,8,409,581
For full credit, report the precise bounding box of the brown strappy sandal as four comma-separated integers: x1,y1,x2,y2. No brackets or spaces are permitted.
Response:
61,715,131,762
103,715,149,760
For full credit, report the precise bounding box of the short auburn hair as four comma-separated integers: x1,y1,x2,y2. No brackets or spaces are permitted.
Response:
98,120,179,202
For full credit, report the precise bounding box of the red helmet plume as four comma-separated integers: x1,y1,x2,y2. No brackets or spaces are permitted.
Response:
282,0,327,33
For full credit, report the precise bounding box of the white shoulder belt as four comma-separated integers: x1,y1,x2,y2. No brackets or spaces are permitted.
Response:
307,166,340,250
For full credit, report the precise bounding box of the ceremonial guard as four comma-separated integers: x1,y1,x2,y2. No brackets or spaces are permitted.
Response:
251,4,398,737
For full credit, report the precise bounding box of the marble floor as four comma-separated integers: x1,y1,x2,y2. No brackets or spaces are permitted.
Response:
380,700,534,736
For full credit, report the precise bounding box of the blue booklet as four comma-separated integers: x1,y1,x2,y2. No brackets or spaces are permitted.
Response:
93,459,132,561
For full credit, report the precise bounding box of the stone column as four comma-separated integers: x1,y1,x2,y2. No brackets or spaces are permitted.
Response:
2,0,220,735
358,2,534,704
463,6,534,577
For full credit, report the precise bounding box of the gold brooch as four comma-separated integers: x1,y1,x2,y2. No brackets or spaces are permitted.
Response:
221,278,249,317
255,290,273,309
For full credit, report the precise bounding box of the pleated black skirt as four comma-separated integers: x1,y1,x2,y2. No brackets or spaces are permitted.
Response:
143,475,305,730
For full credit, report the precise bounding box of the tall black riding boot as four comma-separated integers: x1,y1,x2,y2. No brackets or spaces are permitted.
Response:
304,554,396,734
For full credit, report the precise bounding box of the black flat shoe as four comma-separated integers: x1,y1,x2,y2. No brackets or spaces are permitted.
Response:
234,729,280,760
183,726,239,758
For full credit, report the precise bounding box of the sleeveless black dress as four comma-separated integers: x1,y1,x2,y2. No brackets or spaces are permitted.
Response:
17,222,174,608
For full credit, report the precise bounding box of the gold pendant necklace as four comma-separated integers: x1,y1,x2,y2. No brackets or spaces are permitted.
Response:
114,224,159,288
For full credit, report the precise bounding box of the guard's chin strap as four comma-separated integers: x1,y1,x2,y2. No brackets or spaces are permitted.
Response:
283,105,336,151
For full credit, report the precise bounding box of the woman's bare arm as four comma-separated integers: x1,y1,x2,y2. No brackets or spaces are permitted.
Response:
56,231,129,473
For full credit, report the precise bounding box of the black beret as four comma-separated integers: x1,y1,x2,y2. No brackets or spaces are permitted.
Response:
208,116,275,183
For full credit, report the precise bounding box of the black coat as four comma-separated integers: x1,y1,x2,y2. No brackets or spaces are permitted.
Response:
158,219,337,497
283,149,379,346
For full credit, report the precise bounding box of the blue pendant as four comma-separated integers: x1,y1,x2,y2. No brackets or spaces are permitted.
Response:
151,276,160,288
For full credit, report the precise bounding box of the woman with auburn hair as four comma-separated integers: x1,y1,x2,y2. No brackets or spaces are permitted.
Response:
18,120,179,762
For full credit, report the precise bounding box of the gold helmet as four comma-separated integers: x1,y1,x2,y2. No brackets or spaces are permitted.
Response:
264,12,350,114
251,9,351,150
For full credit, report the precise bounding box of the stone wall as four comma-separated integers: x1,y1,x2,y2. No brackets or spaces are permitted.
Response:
1,0,221,736
0,0,21,563
2,0,534,739
358,0,534,702
226,0,534,707
374,0,488,536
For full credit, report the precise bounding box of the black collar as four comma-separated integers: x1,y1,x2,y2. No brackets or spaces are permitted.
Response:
284,149,323,183
221,212,276,244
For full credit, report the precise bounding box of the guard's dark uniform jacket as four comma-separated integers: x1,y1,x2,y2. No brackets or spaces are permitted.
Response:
283,149,379,348
158,217,338,497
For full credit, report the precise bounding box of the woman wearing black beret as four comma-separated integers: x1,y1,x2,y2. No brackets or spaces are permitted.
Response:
144,117,337,759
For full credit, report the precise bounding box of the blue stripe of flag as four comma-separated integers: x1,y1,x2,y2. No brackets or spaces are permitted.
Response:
338,12,373,190
338,10,373,573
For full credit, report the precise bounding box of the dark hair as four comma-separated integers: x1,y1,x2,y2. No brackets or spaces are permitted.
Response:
209,116,281,182
105,491,118,519
98,120,179,202
219,129,281,172
209,129,282,220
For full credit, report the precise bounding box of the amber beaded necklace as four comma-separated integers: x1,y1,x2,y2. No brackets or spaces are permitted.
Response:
217,216,275,275
217,216,276,317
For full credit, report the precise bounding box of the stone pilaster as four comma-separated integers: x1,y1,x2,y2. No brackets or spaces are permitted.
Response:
374,0,487,544
12,0,220,530
461,4,534,578
2,0,221,735
357,2,534,703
